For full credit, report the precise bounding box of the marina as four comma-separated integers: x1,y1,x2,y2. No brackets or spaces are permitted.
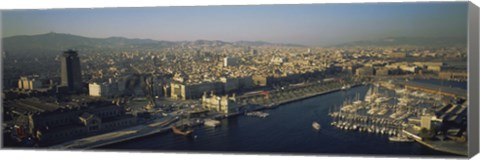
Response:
327,80,468,156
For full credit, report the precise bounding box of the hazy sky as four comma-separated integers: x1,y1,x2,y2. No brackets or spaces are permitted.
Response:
1,2,468,46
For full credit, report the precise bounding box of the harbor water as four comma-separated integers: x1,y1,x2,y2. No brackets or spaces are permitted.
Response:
100,85,458,157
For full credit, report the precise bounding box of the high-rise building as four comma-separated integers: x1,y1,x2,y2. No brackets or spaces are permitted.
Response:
60,49,82,93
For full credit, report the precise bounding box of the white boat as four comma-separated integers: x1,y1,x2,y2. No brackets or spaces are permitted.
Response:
341,84,351,90
312,121,321,130
204,119,221,127
374,97,391,104
245,111,270,118
388,136,414,142
364,86,379,103
377,108,389,116
395,88,407,94
330,121,337,126
397,96,409,106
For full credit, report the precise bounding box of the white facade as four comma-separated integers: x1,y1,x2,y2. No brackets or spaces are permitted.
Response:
89,83,103,97
17,76,43,90
399,65,419,73
202,93,241,114
89,82,116,97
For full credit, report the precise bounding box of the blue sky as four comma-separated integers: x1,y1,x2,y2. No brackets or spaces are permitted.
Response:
1,2,468,46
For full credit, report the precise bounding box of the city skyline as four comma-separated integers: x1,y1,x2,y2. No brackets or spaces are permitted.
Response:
2,2,473,157
2,2,468,46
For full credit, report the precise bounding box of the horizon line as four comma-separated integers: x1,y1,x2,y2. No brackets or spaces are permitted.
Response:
2,31,468,47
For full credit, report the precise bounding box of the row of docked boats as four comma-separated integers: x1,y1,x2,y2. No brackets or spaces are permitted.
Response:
331,120,400,136
330,112,406,127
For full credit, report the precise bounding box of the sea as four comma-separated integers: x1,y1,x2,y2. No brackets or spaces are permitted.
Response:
100,80,466,157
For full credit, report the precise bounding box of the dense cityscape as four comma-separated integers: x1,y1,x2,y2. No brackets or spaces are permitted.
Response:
1,2,470,157
1,32,468,155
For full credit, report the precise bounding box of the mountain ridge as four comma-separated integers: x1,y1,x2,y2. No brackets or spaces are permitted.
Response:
2,32,305,52
330,36,466,48
2,32,467,54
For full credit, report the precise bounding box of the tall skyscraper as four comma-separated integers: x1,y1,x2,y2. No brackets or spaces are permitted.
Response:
60,49,82,93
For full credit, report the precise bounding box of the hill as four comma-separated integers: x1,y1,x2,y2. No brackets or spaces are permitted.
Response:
331,37,467,48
